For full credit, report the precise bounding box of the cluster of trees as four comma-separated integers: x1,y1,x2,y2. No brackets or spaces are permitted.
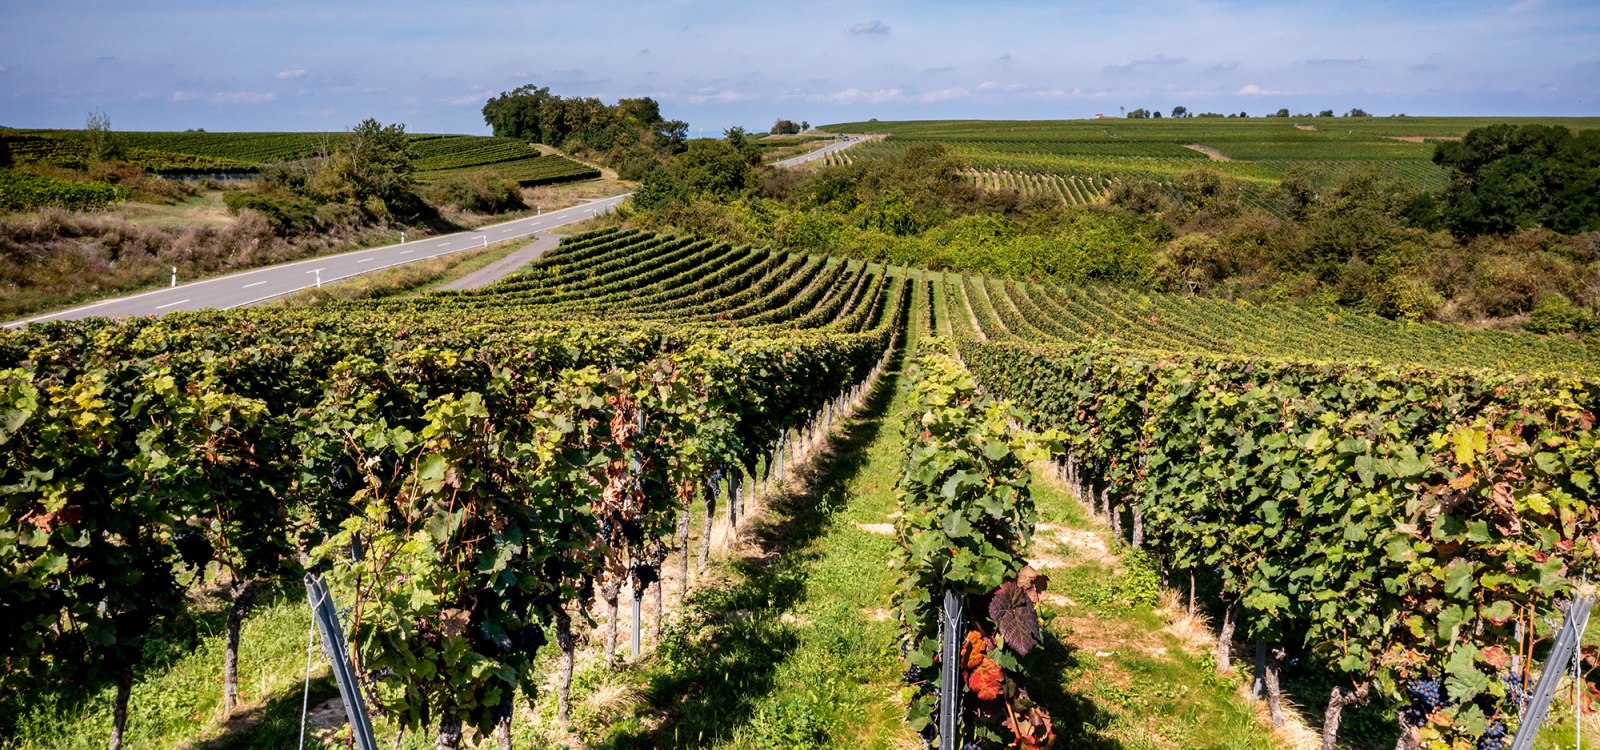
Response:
1129,106,1371,119
770,118,810,135
628,140,1156,282
231,118,430,234
1106,123,1600,330
480,85,688,178
1433,123,1600,236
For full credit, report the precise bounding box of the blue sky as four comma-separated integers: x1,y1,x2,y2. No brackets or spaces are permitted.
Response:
1,0,1596,135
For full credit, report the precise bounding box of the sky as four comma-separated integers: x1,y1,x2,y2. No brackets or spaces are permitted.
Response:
1,0,1596,135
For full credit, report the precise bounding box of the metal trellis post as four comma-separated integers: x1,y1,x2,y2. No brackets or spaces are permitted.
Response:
304,574,378,750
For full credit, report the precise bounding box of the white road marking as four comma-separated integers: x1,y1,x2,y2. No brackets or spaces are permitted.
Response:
401,249,415,254
155,299,191,310
242,281,267,289
359,257,376,263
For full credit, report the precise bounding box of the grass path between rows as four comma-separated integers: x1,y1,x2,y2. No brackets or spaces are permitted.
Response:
566,296,1290,749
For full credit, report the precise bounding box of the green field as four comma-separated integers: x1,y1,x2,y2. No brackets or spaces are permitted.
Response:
0,129,600,187
818,116,1600,207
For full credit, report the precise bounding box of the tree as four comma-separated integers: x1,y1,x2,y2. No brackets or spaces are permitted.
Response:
1152,111,1163,119
84,110,122,161
632,139,757,211
1434,123,1600,235
1273,108,1290,118
482,85,554,142
1127,108,1151,119
801,120,810,131
1171,106,1187,118
1318,109,1335,117
1346,108,1370,117
770,119,802,135
311,118,416,218
723,126,761,165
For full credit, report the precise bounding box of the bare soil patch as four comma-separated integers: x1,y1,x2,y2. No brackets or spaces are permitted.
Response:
1183,143,1233,161
1379,134,1462,143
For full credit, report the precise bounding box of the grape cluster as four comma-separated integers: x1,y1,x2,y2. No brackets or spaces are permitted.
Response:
1499,672,1528,711
1402,677,1449,726
172,529,214,568
1477,719,1508,750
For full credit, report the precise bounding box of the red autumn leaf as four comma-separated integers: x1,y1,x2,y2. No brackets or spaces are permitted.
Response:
966,655,1003,701
963,629,987,670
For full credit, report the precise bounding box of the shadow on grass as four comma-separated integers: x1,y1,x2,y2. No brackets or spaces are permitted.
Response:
194,676,341,750
0,582,299,743
1020,630,1125,750
601,355,903,749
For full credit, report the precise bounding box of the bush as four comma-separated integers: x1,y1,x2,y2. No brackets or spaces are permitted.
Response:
223,190,321,236
427,171,525,214
1526,292,1594,334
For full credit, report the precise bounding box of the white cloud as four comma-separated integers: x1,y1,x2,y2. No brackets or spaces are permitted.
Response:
1302,56,1368,66
442,89,495,106
332,85,388,95
275,68,307,80
976,81,1022,92
687,89,755,104
1237,84,1285,96
171,90,200,102
918,87,969,103
1103,55,1187,73
814,87,907,104
1506,0,1542,14
849,20,890,35
212,91,278,104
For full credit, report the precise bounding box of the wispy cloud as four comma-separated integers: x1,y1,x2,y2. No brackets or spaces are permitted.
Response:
275,68,307,80
212,91,278,104
924,66,955,74
1103,55,1188,73
814,87,906,104
687,88,754,104
1237,84,1286,96
1302,56,1368,66
444,90,494,106
919,87,968,103
0,64,8,74
849,20,890,35
170,90,199,102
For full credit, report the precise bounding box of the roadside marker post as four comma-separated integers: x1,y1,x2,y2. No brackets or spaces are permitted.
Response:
171,266,177,287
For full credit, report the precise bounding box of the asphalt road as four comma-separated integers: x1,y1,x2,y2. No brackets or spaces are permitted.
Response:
772,136,861,167
4,136,863,327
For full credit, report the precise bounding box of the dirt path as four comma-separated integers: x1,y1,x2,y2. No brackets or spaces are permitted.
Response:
532,144,619,180
1379,135,1462,143
1183,143,1233,161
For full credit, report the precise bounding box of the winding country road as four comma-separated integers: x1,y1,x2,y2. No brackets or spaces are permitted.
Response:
4,136,864,326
